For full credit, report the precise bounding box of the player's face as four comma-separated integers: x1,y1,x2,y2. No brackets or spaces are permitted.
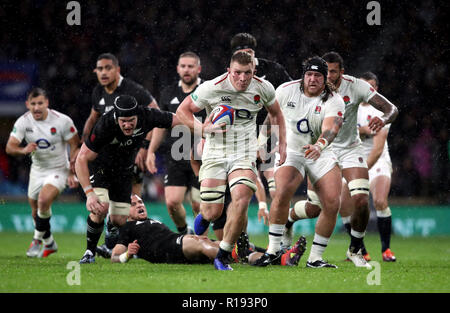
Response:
94,59,120,87
129,194,148,221
326,62,343,86
228,61,254,91
118,116,138,136
26,95,49,121
303,71,325,97
177,57,201,85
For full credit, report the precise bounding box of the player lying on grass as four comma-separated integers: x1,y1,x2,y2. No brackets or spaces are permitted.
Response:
111,194,306,267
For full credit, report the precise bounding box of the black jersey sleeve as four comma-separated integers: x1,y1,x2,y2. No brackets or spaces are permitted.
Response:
133,84,154,107
143,107,174,129
158,85,172,111
117,222,134,246
84,113,115,153
91,85,103,112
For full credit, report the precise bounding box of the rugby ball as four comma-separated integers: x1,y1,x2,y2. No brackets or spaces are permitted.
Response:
211,104,235,126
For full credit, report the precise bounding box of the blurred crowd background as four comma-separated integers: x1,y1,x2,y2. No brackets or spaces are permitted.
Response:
0,0,448,203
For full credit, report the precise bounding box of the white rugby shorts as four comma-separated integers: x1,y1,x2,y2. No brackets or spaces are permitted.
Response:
331,144,368,170
28,166,69,200
275,148,338,185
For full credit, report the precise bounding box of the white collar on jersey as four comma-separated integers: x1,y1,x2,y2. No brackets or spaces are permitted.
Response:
118,75,124,87
178,77,202,87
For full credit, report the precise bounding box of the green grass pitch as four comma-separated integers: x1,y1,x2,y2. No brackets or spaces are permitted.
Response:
1,232,449,293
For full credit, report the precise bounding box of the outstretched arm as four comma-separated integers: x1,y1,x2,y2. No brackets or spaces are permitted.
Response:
367,94,398,132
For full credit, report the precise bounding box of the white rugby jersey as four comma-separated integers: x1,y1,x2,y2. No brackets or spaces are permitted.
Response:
332,74,377,148
191,72,275,159
357,103,391,161
276,80,345,154
10,109,78,170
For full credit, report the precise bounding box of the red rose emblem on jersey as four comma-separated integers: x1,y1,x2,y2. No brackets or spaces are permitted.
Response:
70,126,76,133
50,127,57,135
254,95,261,104
343,96,350,104
367,115,372,122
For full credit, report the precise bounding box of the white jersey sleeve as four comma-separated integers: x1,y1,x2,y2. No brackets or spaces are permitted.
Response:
358,104,391,159
10,115,27,142
333,75,377,148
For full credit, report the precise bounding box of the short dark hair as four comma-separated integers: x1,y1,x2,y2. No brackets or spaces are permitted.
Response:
230,33,257,52
230,51,254,66
27,87,48,100
360,71,379,86
322,51,344,69
179,51,201,65
97,53,119,66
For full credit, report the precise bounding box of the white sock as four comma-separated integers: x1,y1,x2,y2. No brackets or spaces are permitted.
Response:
219,240,234,252
376,207,392,218
308,233,330,262
33,229,46,241
341,216,351,224
43,234,54,245
350,229,366,238
267,224,285,255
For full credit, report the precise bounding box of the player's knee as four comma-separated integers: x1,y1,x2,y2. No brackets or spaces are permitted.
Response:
320,197,340,216
352,193,369,211
37,194,53,209
201,206,223,222
166,198,183,211
373,198,388,211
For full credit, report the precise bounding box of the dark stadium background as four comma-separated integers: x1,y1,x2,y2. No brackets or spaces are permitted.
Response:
0,0,448,204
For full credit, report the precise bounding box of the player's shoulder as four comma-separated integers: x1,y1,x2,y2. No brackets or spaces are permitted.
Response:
341,74,358,84
48,109,71,120
325,91,345,105
210,72,229,87
122,77,146,90
278,79,302,90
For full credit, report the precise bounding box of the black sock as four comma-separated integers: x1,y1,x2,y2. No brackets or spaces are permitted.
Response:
377,216,392,252
343,222,351,236
86,216,104,254
285,220,294,229
217,247,232,262
105,217,119,249
349,235,363,254
34,216,51,239
35,215,51,236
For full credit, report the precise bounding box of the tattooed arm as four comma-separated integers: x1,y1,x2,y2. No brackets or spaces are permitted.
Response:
367,93,399,132
304,116,343,160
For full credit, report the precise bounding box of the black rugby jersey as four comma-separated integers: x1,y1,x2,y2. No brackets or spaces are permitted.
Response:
91,76,154,115
117,218,181,263
85,107,173,170
159,79,206,162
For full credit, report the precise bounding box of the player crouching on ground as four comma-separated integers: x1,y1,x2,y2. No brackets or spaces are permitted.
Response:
111,194,307,267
